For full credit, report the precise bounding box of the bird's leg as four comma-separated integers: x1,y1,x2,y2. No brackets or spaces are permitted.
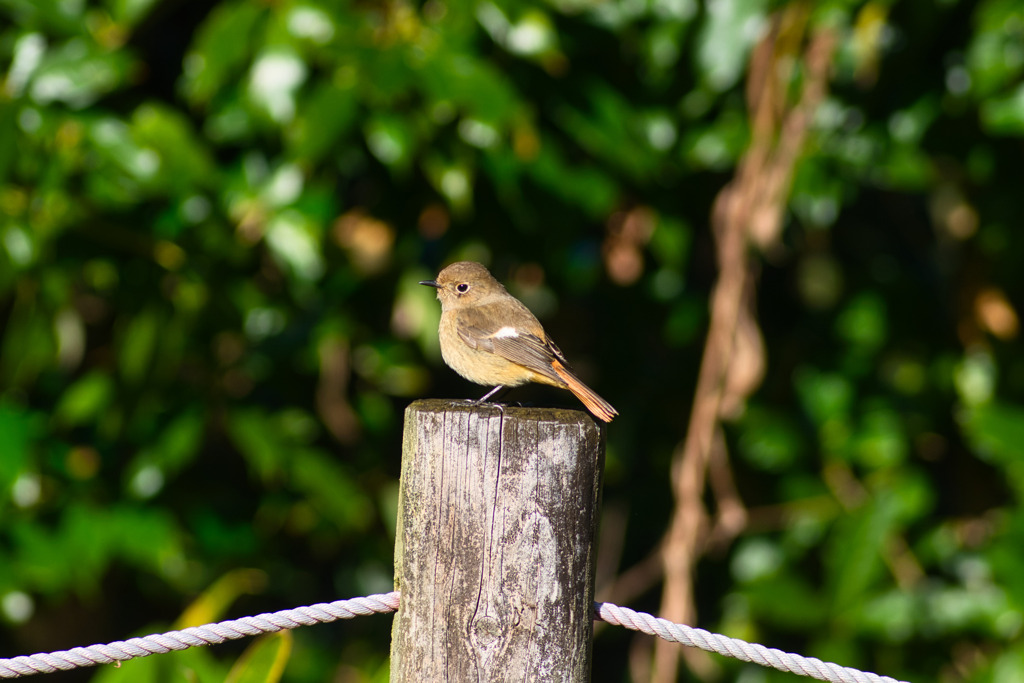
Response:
474,385,507,404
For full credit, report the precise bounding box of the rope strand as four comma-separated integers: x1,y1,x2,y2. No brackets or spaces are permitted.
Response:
594,601,909,683
0,592,909,683
0,593,400,679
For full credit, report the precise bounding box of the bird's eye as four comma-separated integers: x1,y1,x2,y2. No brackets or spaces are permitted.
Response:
456,283,470,293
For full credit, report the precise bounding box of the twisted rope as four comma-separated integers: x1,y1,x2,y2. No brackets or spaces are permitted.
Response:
0,593,400,679
594,601,909,683
0,592,908,683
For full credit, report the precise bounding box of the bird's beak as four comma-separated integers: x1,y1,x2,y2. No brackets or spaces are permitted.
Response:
419,279,441,288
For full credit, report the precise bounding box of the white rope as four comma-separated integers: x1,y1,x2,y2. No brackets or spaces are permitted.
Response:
595,601,910,683
0,592,908,683
0,593,400,679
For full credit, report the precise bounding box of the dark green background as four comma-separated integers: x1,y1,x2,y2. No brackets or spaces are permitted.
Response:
2,0,1023,681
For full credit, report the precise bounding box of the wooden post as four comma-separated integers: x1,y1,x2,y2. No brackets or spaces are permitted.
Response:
390,399,604,682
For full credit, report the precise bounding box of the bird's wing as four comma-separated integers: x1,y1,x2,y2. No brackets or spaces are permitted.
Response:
455,303,566,385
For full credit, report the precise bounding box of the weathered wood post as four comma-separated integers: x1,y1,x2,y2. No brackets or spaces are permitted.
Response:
390,399,604,682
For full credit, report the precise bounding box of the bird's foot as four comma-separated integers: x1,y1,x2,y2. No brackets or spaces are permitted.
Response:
475,385,508,403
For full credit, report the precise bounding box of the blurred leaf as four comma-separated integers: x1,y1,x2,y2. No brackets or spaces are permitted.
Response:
649,217,691,268
419,52,521,124
960,401,1024,496
29,40,134,109
224,631,292,683
0,298,56,387
227,408,285,482
85,116,161,204
989,645,1024,683
555,84,660,179
176,569,268,629
361,46,416,105
853,407,907,468
291,450,373,532
525,138,618,217
127,409,206,498
91,647,226,683
0,101,17,186
0,402,41,493
13,503,181,595
694,0,767,91
0,0,87,33
181,1,266,105
739,573,827,630
825,488,903,615
155,410,206,472
288,82,360,163
882,143,935,188
681,108,748,169
226,410,372,533
131,103,218,194
980,83,1024,135
265,210,325,284
119,308,161,386
988,511,1024,608
92,591,233,683
836,291,887,374
248,50,307,124
423,155,473,213
737,406,806,471
966,0,1024,98
54,372,114,427
855,588,916,642
794,368,853,429
105,0,160,27
731,537,784,583
393,266,442,357
477,4,561,62
792,156,843,227
364,114,416,170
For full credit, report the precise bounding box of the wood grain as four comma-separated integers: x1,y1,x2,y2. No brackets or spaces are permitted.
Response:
391,399,604,682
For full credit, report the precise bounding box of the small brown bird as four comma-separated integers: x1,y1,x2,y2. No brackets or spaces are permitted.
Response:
420,261,617,422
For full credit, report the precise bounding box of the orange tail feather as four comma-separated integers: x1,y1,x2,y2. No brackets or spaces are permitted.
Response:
552,362,618,423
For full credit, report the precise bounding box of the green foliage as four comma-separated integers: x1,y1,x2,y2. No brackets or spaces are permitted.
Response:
225,632,292,683
2,0,1024,681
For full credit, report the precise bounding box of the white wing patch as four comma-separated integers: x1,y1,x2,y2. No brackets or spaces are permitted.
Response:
492,326,519,338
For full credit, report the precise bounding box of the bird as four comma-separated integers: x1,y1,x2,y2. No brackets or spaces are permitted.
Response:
419,261,617,422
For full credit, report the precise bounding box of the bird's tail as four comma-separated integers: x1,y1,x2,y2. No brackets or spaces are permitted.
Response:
552,362,618,423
